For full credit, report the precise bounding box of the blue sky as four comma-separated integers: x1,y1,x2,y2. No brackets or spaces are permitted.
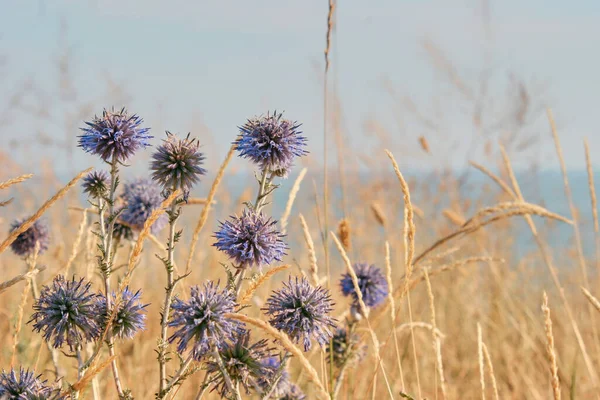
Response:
1,0,600,174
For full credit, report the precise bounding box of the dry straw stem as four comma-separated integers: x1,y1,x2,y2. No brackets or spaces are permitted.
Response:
299,214,319,286
330,232,395,400
70,355,117,393
239,265,289,304
280,167,307,235
582,287,600,313
0,173,33,190
462,201,571,228
542,292,561,400
63,208,88,276
477,323,486,400
584,139,600,277
481,342,500,400
442,209,465,226
10,273,32,366
371,203,387,227
0,265,46,295
224,313,329,400
384,242,405,391
499,144,598,386
469,161,516,198
0,167,92,255
185,140,236,274
424,269,447,400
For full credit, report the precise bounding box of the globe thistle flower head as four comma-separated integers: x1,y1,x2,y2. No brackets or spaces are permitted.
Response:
150,132,206,195
98,288,148,339
327,327,367,368
30,275,101,350
263,277,336,351
207,332,274,396
0,368,51,399
168,282,243,360
82,170,109,199
78,107,151,162
9,218,50,257
236,112,307,174
257,356,292,398
120,178,168,235
213,209,287,269
340,263,389,309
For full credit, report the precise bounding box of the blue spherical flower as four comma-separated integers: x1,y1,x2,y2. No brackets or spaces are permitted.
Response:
168,282,243,360
340,263,389,309
236,112,308,174
327,327,367,368
82,170,109,199
258,356,293,398
213,209,287,269
120,178,168,235
263,277,336,351
0,368,51,399
30,275,101,351
97,288,148,339
207,332,274,396
150,132,206,195
9,218,50,257
79,108,152,162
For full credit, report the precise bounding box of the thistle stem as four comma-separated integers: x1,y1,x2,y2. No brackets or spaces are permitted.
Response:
159,183,181,395
212,346,242,400
262,352,291,400
194,372,212,400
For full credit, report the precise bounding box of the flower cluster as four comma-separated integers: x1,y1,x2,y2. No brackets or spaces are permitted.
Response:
150,132,206,195
0,368,52,399
206,332,274,396
78,108,151,162
9,218,50,257
30,275,101,351
236,112,307,176
169,282,243,360
120,178,168,235
327,326,367,368
98,288,148,340
264,277,336,351
82,170,110,199
258,356,307,399
340,262,389,309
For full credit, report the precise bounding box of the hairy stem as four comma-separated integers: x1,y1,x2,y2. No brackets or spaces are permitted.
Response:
159,183,181,396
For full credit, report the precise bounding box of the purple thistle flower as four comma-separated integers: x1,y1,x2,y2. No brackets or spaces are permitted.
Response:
120,178,168,235
29,275,101,351
168,282,243,360
9,218,50,257
258,356,292,398
0,368,51,399
236,112,308,175
97,288,148,339
207,332,274,396
150,132,206,195
327,327,367,368
340,263,389,309
263,277,336,352
82,170,109,199
213,209,287,269
78,107,151,162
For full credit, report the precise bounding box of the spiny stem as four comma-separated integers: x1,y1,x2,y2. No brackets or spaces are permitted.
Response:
212,346,242,400
159,183,181,394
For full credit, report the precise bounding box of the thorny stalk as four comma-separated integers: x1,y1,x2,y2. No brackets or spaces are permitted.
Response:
262,352,292,400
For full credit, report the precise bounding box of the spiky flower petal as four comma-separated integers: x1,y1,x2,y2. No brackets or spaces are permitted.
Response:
207,332,274,396
78,108,151,162
213,209,287,269
120,178,168,235
81,170,109,199
236,112,307,175
97,288,148,339
30,275,101,350
150,132,206,195
340,263,389,308
0,368,51,399
9,218,50,257
168,282,243,360
327,327,367,368
263,277,336,351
